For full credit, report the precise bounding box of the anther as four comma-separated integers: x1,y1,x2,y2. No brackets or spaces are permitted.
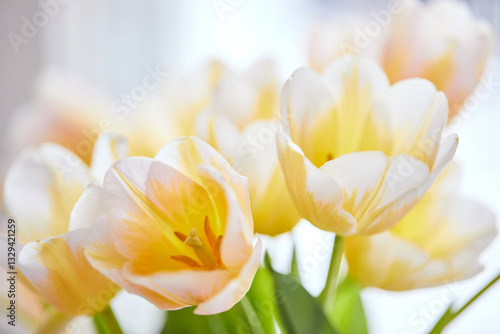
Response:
184,228,203,246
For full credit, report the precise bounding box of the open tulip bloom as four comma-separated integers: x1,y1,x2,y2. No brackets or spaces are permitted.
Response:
277,57,458,236
345,164,497,291
82,137,262,315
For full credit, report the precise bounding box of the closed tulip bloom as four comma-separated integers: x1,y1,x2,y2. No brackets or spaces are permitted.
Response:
195,59,301,236
309,0,493,121
2,134,125,318
277,57,458,236
197,113,300,236
82,137,262,315
344,165,497,290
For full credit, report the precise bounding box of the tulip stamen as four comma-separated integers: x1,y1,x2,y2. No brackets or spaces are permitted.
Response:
327,152,334,162
205,218,225,268
172,218,226,270
214,235,223,266
204,216,216,250
183,228,218,269
184,228,203,246
171,255,202,268
174,231,188,242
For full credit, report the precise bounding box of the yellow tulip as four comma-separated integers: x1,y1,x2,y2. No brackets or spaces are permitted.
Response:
82,137,262,315
0,215,65,333
277,57,458,236
309,0,493,121
2,134,125,319
195,60,301,236
344,165,497,290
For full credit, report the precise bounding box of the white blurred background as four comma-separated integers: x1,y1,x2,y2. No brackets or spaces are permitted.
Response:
0,0,499,333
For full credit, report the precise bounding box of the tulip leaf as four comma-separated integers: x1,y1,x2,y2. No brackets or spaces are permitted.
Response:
162,307,211,333
265,253,338,334
163,304,258,334
244,267,278,334
330,277,368,334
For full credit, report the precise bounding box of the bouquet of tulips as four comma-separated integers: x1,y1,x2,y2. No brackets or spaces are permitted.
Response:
1,0,498,333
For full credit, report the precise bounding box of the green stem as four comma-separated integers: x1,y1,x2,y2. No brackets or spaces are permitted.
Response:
429,272,500,334
320,235,344,315
93,306,124,334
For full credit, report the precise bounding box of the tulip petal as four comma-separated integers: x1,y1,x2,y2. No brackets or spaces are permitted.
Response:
321,57,390,101
277,128,356,235
69,183,105,231
194,237,263,315
197,112,301,236
281,59,393,166
18,229,118,315
125,267,231,310
371,78,448,168
155,136,251,225
430,133,459,175
104,158,198,273
320,152,430,234
0,237,35,292
213,59,277,127
346,164,497,290
89,133,128,183
280,67,335,139
84,218,184,310
345,233,441,290
195,109,241,158
146,160,222,233
197,164,254,272
3,144,89,243
415,133,459,198
392,190,497,278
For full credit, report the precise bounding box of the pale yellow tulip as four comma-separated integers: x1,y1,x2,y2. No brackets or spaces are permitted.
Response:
310,0,494,121
277,57,458,236
344,165,497,290
194,59,301,236
82,137,262,315
2,134,125,319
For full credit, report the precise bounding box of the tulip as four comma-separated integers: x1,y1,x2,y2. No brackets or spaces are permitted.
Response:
195,60,301,236
7,69,114,165
82,137,262,315
0,211,60,333
344,165,497,290
197,114,301,236
309,0,494,121
277,57,458,236
2,134,125,319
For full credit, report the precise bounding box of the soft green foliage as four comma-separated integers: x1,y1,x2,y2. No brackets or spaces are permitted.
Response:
265,254,338,334
331,278,368,334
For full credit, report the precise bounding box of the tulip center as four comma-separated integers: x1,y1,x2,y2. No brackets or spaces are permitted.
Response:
171,216,225,270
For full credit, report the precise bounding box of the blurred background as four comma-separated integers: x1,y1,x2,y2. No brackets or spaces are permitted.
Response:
1,0,499,333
